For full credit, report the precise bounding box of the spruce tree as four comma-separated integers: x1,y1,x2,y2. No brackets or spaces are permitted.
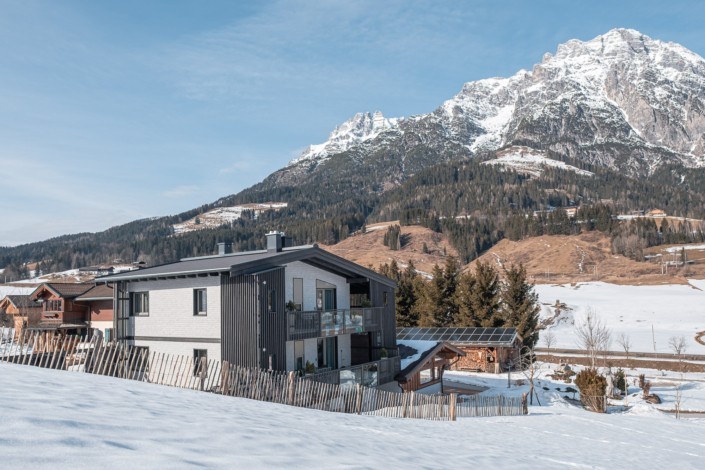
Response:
396,261,421,326
454,270,477,326
415,258,459,327
470,261,502,327
501,263,541,350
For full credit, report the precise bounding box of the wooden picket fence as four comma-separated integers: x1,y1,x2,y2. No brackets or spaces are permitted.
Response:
0,328,527,420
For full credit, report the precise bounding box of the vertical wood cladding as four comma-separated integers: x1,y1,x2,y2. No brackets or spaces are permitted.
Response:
370,280,397,349
221,268,286,370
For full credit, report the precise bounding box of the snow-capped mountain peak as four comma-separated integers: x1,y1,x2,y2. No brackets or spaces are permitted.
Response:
290,111,399,165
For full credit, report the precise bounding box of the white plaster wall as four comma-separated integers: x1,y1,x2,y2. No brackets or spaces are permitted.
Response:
285,341,295,371
128,277,221,340
284,261,350,311
91,321,114,336
132,339,221,363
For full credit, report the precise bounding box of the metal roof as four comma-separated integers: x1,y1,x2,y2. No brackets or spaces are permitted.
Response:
396,327,519,346
96,245,396,288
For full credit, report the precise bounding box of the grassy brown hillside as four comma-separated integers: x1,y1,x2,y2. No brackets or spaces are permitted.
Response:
324,223,705,285
322,222,458,275
471,231,705,285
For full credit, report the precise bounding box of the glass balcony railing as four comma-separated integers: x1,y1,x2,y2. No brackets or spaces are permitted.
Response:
287,307,385,341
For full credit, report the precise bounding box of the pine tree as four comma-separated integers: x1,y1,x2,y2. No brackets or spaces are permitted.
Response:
415,258,459,327
470,261,502,327
396,261,421,326
454,270,477,326
501,263,541,350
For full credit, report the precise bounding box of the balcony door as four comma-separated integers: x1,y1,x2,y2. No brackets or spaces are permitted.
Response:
317,336,338,370
316,279,337,311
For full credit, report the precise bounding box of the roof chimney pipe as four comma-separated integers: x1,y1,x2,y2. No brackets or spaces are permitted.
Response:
217,242,233,255
266,231,284,253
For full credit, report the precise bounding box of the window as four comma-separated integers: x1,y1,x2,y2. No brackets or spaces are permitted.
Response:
104,328,114,343
193,349,208,376
383,291,389,306
193,289,207,316
293,278,303,311
131,292,149,316
45,299,62,312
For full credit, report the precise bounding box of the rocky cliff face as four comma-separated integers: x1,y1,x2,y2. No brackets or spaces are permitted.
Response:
269,29,705,188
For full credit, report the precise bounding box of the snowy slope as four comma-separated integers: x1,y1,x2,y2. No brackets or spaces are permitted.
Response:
173,202,287,234
535,281,705,354
482,146,594,177
2,363,704,469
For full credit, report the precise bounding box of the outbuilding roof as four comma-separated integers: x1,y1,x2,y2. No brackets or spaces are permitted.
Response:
397,327,520,347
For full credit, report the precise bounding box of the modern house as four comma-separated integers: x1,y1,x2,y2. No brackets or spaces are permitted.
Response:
75,284,115,340
0,295,41,339
97,232,400,385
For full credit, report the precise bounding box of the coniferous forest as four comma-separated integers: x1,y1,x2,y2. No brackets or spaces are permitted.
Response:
2,149,705,279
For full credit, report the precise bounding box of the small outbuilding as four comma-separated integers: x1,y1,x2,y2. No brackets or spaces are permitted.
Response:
395,341,466,393
397,327,522,374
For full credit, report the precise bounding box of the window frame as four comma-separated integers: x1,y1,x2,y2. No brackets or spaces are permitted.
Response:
131,292,149,317
193,349,208,376
193,288,207,316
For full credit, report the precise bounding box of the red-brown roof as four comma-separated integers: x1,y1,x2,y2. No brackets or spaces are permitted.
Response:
75,284,113,301
30,283,94,300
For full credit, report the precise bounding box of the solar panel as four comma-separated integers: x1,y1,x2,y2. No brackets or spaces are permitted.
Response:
396,326,518,346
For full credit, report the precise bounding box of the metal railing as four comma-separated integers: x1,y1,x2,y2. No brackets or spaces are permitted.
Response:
287,307,385,341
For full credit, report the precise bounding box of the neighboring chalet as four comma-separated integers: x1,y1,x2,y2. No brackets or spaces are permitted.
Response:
0,295,41,339
28,283,115,337
396,341,466,393
75,284,115,340
397,327,522,374
96,232,400,386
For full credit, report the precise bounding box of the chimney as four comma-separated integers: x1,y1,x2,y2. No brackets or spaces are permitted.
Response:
217,242,233,255
266,231,284,252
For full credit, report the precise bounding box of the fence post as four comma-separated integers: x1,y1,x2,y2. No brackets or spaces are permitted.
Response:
221,361,230,395
199,356,207,391
449,393,457,421
287,371,296,405
522,393,528,415
355,384,363,415
498,395,503,416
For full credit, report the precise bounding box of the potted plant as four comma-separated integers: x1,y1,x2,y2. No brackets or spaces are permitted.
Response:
304,360,316,375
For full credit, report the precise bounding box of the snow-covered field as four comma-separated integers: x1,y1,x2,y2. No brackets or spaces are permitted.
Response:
0,284,35,297
535,280,705,354
1,363,704,468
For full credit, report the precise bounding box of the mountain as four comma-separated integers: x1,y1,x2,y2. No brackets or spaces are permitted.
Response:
271,28,705,187
3,28,705,275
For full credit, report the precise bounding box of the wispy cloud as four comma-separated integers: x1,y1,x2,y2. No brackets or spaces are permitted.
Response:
218,161,252,175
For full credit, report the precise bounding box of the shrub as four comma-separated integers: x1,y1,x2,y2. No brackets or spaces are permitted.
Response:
638,374,645,389
614,368,626,394
642,381,651,398
575,368,607,412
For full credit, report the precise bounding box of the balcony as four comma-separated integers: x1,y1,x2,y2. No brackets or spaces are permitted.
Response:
302,356,401,388
287,307,384,341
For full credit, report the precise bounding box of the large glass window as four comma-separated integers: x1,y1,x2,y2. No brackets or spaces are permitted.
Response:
131,292,149,316
193,289,207,316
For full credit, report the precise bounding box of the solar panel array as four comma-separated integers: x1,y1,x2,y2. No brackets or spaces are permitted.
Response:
396,327,518,346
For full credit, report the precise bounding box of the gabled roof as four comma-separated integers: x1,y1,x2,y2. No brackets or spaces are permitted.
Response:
96,245,395,288
0,295,40,310
75,284,113,301
397,327,520,347
30,283,94,300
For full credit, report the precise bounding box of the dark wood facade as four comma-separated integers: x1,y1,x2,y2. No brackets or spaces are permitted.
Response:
220,268,287,370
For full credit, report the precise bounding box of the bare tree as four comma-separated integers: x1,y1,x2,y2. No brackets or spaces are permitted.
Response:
543,330,556,353
668,335,687,418
668,336,687,358
575,308,611,368
520,347,541,406
616,332,633,362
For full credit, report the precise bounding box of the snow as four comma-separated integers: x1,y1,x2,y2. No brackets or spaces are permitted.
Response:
0,284,36,298
2,363,705,468
536,281,705,354
173,203,287,234
397,340,438,369
482,146,594,177
665,244,705,253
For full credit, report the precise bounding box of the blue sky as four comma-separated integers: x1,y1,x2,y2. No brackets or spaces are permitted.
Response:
1,0,705,246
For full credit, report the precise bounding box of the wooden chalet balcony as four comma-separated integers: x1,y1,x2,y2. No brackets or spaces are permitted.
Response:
287,307,384,341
